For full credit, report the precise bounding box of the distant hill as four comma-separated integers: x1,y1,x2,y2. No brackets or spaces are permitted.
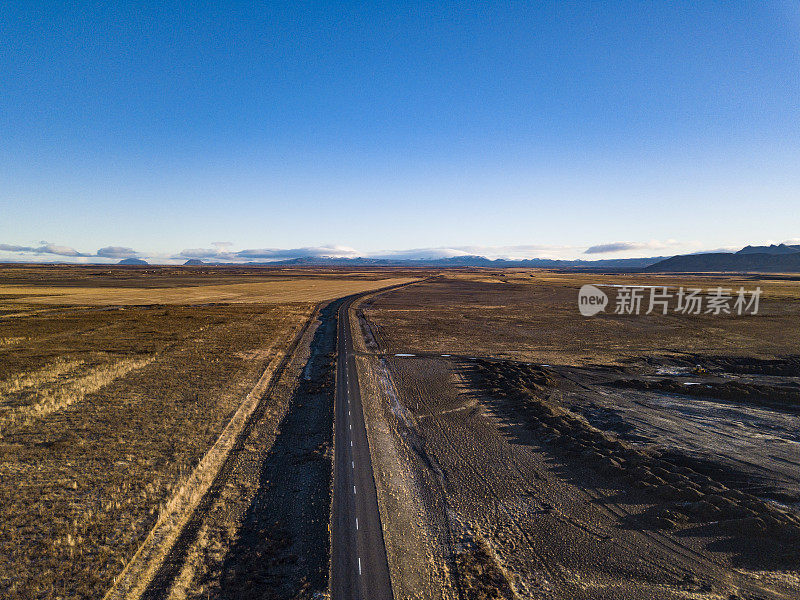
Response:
736,243,800,255
183,259,204,265
117,257,149,265
646,251,800,273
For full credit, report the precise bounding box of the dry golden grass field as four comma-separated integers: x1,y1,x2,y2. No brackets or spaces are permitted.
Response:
0,266,418,311
0,266,420,599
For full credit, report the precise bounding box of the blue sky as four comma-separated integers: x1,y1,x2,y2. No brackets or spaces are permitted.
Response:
1,1,799,263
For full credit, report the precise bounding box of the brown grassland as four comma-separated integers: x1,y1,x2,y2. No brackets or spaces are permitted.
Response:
0,265,420,599
366,270,800,364
4,265,799,599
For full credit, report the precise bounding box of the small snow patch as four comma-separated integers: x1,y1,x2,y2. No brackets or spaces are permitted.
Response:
657,367,690,376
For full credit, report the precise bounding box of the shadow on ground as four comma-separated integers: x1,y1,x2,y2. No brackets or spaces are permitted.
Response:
458,358,800,573
216,301,340,600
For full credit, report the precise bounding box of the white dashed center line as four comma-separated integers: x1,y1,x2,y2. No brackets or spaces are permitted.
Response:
355,517,359,530
358,557,362,575
353,485,357,494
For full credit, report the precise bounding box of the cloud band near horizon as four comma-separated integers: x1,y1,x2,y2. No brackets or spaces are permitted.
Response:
0,238,760,264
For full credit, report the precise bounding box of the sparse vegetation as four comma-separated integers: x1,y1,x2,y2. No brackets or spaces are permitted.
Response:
0,266,415,599
356,273,800,599
4,266,799,599
1,355,154,429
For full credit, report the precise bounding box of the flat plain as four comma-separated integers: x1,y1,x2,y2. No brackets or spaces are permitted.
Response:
3,265,800,600
355,271,800,599
0,265,418,599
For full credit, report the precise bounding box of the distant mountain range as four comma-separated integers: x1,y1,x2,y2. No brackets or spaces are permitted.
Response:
183,255,669,269
646,249,800,273
735,243,800,255
228,244,800,272
53,243,800,273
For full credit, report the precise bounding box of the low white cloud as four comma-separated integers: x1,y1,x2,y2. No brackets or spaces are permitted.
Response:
235,245,360,260
0,243,88,257
96,246,139,259
691,246,738,254
372,244,581,261
0,244,34,252
179,247,238,260
455,244,580,260
173,243,584,263
41,244,86,257
584,239,689,255
0,239,758,264
177,244,360,262
372,247,471,260
0,242,145,261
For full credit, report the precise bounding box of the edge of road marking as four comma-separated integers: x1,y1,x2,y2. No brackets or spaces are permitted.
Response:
333,282,427,600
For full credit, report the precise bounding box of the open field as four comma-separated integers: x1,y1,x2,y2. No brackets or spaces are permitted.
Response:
0,266,418,309
4,266,799,599
364,272,800,364
0,264,426,288
0,266,420,599
355,272,800,599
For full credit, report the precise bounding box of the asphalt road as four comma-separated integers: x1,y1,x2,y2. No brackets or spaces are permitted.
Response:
330,295,394,600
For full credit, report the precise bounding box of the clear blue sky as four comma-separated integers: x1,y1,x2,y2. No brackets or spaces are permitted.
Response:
2,1,799,262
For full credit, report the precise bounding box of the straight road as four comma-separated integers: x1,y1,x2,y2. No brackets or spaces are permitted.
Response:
330,295,394,600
